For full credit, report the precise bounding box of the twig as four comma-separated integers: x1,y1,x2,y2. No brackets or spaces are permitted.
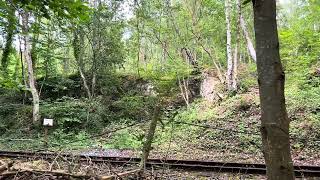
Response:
99,169,141,180
9,168,90,178
49,151,63,171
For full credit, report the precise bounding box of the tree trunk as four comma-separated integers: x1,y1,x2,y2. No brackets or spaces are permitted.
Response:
240,14,256,62
31,18,40,75
1,31,13,74
1,7,15,75
19,35,28,105
252,1,295,179
73,30,92,99
202,46,224,83
140,103,161,171
21,11,40,123
91,73,96,98
232,47,238,91
178,77,189,107
232,0,242,91
225,0,234,91
135,0,141,77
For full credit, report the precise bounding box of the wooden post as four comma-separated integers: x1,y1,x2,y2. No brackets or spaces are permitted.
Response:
43,118,53,150
44,127,48,149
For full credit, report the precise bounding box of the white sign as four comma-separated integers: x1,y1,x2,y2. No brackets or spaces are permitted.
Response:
43,118,54,126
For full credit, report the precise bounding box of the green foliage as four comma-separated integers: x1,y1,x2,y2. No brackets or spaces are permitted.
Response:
109,95,156,123
238,64,257,93
0,104,32,134
49,130,93,149
0,0,319,160
174,99,217,122
41,97,104,133
279,1,320,118
11,0,90,22
104,128,143,149
139,58,191,96
38,75,81,100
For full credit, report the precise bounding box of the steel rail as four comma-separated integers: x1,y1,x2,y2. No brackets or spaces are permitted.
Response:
0,150,319,177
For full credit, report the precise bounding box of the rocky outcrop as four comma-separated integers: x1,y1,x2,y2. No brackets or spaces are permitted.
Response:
200,70,223,102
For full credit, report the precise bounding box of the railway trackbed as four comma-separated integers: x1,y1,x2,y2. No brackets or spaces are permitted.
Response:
0,150,319,177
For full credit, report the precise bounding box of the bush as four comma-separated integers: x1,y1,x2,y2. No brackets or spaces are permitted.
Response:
41,97,104,133
104,128,143,149
0,103,32,135
38,75,82,100
109,95,156,123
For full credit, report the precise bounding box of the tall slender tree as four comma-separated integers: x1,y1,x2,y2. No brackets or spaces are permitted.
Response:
21,10,40,123
240,14,256,62
252,0,295,179
73,29,92,98
225,0,234,91
1,5,15,75
232,0,241,91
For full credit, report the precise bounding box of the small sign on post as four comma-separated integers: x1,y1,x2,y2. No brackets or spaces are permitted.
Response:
43,118,54,149
43,118,54,127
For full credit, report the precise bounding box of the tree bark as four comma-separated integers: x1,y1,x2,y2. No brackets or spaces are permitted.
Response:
31,17,40,74
1,7,15,75
18,35,28,104
240,14,256,62
232,0,242,91
225,0,234,91
252,1,295,179
140,103,161,171
21,11,40,123
73,30,92,99
178,77,189,107
134,0,141,77
1,30,13,74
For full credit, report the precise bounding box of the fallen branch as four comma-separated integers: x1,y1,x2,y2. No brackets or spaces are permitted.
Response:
8,168,91,178
0,171,22,177
99,169,141,180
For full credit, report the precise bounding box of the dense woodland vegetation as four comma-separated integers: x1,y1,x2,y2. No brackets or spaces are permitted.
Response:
0,0,319,179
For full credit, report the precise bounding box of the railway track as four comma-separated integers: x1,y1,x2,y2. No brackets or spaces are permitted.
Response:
0,150,319,177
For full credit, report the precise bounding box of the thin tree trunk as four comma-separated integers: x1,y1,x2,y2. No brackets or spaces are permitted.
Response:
183,78,189,104
1,31,13,74
31,38,38,75
252,0,295,179
1,9,15,75
31,18,40,75
19,35,27,105
202,45,224,83
140,103,161,171
91,42,97,98
134,0,141,77
232,47,238,90
178,77,189,107
232,0,241,91
79,67,91,98
240,14,256,62
73,30,92,99
44,29,51,78
191,31,225,83
90,1,101,98
21,11,40,123
225,0,233,91
91,73,96,97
